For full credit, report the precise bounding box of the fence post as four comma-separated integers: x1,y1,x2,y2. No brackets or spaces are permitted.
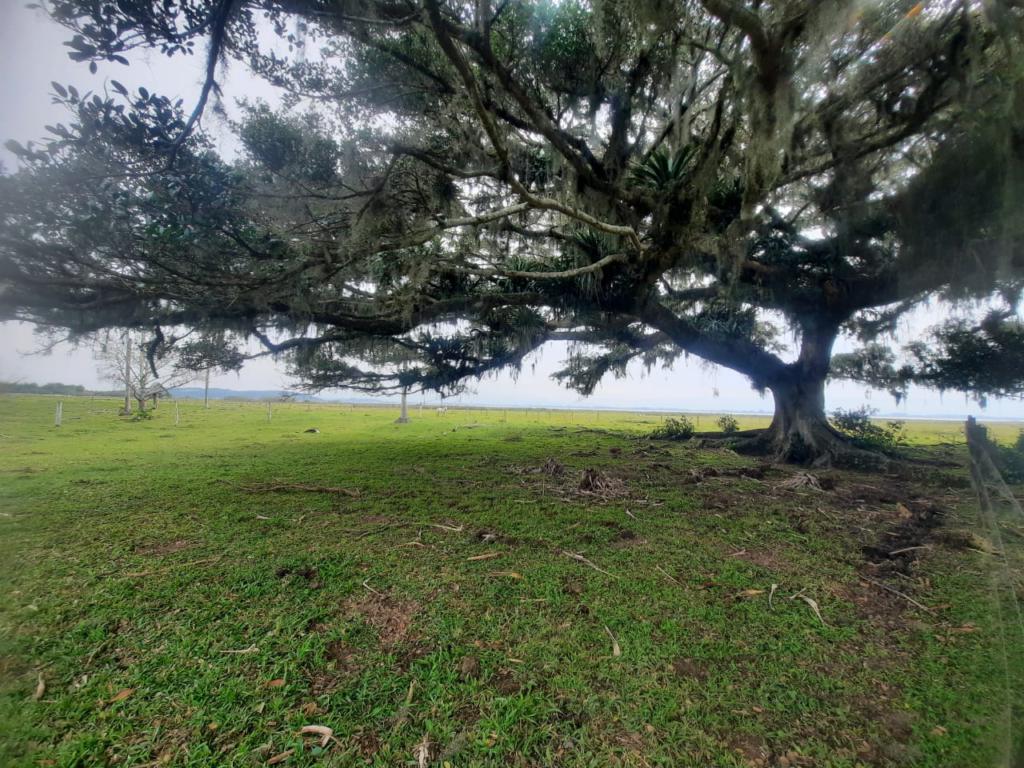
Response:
54,401,63,427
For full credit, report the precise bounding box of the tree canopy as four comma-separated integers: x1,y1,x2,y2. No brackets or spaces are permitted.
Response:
1,0,1023,464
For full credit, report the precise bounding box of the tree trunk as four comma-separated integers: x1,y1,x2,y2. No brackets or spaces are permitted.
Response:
395,388,410,423
136,397,147,413
741,318,885,468
761,374,848,465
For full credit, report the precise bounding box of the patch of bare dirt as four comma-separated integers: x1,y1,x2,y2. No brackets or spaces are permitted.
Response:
345,593,420,647
671,657,708,682
275,565,322,589
458,654,481,681
305,617,330,634
727,734,770,767
730,548,791,574
133,539,193,556
305,639,363,696
350,729,381,759
307,670,341,697
325,639,360,669
492,669,520,695
359,513,391,524
611,528,645,548
508,460,645,504
562,576,585,597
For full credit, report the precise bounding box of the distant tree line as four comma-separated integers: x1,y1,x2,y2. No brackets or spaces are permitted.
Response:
0,381,120,396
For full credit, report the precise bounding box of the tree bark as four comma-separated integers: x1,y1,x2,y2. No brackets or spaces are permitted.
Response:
395,387,410,423
742,319,885,467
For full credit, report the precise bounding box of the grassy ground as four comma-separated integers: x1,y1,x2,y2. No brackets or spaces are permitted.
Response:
1,395,1022,767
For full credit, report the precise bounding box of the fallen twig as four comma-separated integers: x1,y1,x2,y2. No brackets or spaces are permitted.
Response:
889,544,931,556
221,644,259,655
362,579,383,596
562,550,618,579
32,672,45,701
604,625,622,657
860,574,935,614
390,680,417,734
654,565,679,584
299,725,335,748
795,595,827,626
431,522,464,533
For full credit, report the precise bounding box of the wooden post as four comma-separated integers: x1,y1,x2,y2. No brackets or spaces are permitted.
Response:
174,401,180,426
266,402,273,422
122,332,132,415
54,401,62,427
203,369,210,409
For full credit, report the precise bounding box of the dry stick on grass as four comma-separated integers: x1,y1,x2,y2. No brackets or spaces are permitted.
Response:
362,579,383,596
860,574,936,614
604,625,622,657
32,672,45,701
221,644,259,655
221,480,360,497
794,594,827,626
889,544,932,556
654,565,679,584
562,550,618,579
467,552,502,561
391,680,417,735
431,522,464,532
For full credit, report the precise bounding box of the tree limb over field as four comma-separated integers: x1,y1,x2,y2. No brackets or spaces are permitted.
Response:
1,0,1023,465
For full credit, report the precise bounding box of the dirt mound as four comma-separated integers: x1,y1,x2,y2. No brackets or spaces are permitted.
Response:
344,593,419,647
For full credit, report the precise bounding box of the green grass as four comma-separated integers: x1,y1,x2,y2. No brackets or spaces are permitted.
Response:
1,395,1022,767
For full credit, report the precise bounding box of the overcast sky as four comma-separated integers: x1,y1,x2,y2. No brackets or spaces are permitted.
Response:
0,3,1020,418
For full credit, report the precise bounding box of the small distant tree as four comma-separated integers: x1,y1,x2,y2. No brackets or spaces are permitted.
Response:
96,331,197,414
651,415,696,441
716,415,740,434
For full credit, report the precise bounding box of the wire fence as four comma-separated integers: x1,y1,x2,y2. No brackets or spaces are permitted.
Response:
965,417,1024,767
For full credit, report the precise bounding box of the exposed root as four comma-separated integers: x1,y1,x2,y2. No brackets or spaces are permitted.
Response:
775,472,825,492
729,428,889,470
682,465,768,484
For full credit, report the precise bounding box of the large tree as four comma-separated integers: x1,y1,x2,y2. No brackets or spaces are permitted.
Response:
1,0,1023,464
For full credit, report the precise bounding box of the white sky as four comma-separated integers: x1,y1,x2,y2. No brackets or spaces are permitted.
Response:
0,3,1020,418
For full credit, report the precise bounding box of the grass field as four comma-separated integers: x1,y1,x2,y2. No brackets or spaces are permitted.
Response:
1,395,1023,767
